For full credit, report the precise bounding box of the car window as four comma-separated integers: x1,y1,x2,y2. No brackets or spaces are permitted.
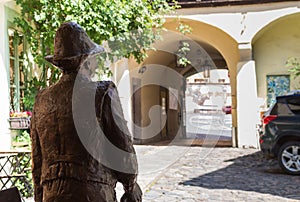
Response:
287,97,300,114
276,103,293,115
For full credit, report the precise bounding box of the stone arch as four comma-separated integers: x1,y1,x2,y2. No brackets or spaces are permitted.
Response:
130,17,240,144
252,11,300,44
163,18,240,143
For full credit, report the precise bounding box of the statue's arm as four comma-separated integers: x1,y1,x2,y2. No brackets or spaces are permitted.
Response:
30,99,43,202
100,83,141,194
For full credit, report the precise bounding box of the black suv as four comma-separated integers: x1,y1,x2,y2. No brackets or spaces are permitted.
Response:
259,92,300,175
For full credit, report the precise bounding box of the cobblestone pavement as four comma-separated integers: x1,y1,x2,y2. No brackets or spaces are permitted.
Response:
138,146,300,202
25,145,300,202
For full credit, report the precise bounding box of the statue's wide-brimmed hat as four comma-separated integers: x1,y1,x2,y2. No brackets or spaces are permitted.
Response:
45,22,104,71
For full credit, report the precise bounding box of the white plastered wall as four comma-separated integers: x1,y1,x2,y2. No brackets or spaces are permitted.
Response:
237,60,262,148
174,2,300,148
112,59,133,136
0,2,11,150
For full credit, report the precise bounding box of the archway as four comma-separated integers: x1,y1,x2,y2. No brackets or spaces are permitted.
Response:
253,12,300,108
128,18,239,145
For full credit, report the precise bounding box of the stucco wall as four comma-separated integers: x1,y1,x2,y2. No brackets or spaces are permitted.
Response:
114,3,300,147
140,85,161,142
0,3,15,150
254,12,300,104
2,1,300,148
171,3,300,147
175,2,300,43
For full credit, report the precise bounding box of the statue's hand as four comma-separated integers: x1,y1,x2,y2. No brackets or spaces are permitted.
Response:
121,183,142,202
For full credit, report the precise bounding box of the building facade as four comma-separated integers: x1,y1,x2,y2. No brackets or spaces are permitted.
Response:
175,0,300,148
115,0,300,148
1,0,300,150
0,0,20,150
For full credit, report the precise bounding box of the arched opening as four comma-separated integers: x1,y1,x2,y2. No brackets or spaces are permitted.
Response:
252,12,300,108
128,18,239,145
184,42,232,144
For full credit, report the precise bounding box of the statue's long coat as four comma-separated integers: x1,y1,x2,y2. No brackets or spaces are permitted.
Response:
30,72,137,202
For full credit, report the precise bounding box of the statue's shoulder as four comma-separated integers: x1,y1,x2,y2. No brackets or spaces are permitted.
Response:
35,88,48,99
33,87,51,108
35,84,54,97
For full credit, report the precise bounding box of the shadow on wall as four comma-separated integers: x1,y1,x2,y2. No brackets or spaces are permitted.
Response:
180,151,300,201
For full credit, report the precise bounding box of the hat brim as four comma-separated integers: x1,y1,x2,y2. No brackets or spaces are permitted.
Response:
45,44,104,71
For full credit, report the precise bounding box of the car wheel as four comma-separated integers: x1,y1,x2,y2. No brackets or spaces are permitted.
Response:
278,141,300,175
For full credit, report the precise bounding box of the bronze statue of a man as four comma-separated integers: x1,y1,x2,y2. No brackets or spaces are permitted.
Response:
30,22,142,202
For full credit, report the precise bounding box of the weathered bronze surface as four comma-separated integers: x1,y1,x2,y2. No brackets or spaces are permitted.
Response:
31,22,142,202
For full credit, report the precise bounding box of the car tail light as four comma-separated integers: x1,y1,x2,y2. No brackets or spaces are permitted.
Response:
263,115,278,126
259,138,264,144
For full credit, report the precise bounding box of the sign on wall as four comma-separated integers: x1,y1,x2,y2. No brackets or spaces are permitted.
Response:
267,75,290,107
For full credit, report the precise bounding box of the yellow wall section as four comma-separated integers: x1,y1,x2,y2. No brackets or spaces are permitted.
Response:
253,13,300,103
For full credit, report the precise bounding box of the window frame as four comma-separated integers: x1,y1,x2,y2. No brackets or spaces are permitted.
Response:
8,27,27,112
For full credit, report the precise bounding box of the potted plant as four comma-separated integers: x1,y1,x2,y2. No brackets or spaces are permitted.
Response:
8,111,31,130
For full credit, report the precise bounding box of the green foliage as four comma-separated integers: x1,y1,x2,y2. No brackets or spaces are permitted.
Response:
176,22,192,35
286,57,300,78
175,22,192,68
14,0,177,111
22,77,46,110
12,130,31,148
176,41,191,67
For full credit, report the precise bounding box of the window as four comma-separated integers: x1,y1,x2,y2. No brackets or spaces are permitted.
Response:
8,28,27,112
287,97,300,115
